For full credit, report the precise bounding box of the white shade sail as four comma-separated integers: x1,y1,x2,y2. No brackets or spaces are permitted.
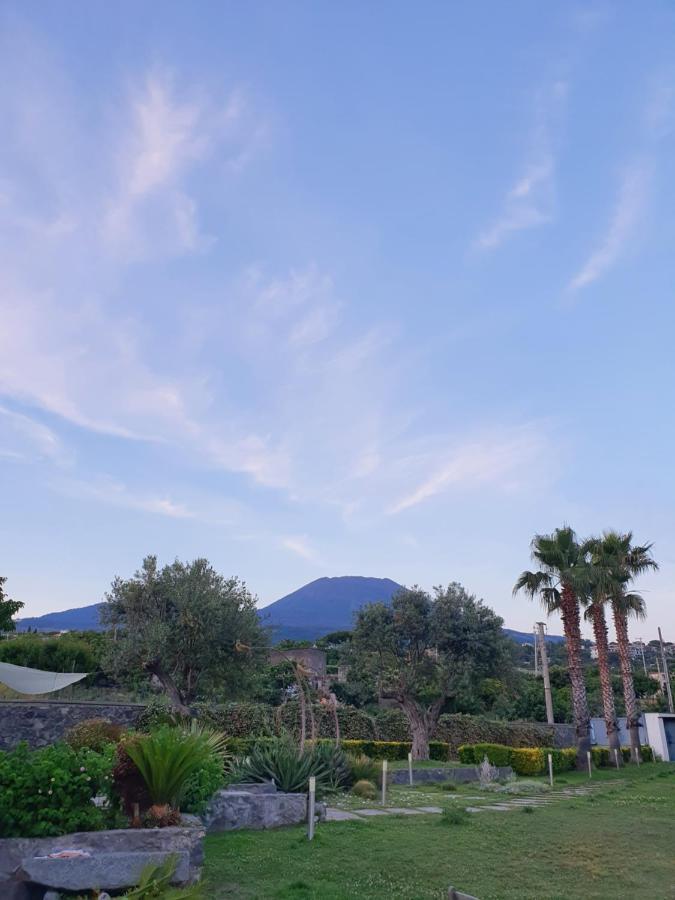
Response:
0,661,88,694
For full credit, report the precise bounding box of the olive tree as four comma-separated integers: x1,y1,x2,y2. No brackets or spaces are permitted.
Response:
0,576,23,633
351,583,511,759
101,556,267,714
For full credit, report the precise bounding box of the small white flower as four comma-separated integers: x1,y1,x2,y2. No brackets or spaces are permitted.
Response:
80,766,86,772
47,789,53,795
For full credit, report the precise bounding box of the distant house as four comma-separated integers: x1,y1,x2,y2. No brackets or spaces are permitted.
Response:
268,648,328,690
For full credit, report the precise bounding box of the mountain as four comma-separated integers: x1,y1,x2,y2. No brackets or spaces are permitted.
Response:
259,576,402,642
17,603,105,632
15,576,565,645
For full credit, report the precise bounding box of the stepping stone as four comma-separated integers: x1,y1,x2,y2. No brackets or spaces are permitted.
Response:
325,809,365,821
385,807,425,815
416,806,443,813
353,808,389,816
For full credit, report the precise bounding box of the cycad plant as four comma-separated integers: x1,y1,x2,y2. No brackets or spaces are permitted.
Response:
125,725,229,818
514,526,591,768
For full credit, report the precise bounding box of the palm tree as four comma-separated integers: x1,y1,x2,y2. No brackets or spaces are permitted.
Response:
514,526,591,768
594,531,657,763
580,554,621,758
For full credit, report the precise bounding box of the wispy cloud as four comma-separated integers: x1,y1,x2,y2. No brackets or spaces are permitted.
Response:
568,162,651,291
54,476,195,519
0,405,68,464
476,80,567,250
387,426,550,514
281,535,318,561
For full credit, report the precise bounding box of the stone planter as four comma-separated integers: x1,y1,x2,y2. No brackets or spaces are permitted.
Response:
202,783,325,832
0,826,204,899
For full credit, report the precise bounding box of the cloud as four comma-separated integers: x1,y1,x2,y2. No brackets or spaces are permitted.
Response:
568,162,651,291
102,71,247,259
281,535,317,561
476,81,567,250
53,475,195,519
0,405,68,464
387,426,549,514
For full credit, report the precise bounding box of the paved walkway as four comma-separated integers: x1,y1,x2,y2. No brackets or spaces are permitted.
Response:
326,781,620,822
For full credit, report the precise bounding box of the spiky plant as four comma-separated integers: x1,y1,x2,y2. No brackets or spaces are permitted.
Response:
125,725,227,817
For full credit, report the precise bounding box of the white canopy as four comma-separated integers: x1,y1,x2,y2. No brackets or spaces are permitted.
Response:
0,661,88,694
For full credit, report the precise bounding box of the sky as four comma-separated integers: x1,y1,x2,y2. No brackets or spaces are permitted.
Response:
1,2,674,639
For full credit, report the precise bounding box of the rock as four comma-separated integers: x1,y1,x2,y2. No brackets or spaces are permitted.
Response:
0,827,204,896
203,789,309,832
21,851,190,891
226,782,277,793
179,814,203,828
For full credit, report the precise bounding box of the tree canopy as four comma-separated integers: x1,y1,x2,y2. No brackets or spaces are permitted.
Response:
101,556,267,714
0,576,23,633
350,582,512,758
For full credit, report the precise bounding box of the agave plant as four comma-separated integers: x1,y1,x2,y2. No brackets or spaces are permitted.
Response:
125,725,228,817
232,737,332,793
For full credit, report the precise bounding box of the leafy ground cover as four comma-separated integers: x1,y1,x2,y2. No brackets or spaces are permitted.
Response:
203,763,675,899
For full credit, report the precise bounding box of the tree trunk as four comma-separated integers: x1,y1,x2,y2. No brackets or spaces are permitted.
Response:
590,603,622,760
146,661,191,718
400,698,443,760
559,583,591,769
613,602,641,763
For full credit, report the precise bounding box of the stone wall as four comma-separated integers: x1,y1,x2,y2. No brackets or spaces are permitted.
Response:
0,700,143,750
388,765,513,785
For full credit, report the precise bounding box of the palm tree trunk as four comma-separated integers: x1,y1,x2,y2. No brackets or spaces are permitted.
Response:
613,602,641,762
560,582,591,768
590,603,621,760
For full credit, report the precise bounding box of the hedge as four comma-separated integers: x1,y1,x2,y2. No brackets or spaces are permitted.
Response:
224,737,451,761
135,701,561,749
460,742,654,774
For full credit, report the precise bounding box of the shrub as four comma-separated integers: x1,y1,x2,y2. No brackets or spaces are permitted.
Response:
125,725,229,814
0,742,113,837
347,753,380,785
590,747,610,767
429,741,450,761
457,745,476,764
182,751,226,814
507,748,544,776
351,779,377,799
641,746,654,763
435,714,555,752
111,735,151,818
232,738,331,794
441,782,457,792
471,743,512,767
65,718,125,753
439,808,468,826
135,699,180,731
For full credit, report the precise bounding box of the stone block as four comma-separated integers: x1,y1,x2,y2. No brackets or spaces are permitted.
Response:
20,851,190,891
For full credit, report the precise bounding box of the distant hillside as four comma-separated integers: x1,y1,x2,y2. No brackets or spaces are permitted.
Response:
259,576,402,642
15,576,565,645
17,603,104,632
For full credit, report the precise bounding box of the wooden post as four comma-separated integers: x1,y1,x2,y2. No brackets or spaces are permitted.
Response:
381,759,388,806
547,753,553,787
586,750,592,779
307,776,316,841
408,752,413,786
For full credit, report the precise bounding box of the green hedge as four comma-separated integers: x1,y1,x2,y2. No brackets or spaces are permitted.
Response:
460,742,654,774
136,701,561,749
225,737,451,762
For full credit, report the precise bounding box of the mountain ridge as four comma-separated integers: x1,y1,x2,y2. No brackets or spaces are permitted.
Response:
16,575,564,644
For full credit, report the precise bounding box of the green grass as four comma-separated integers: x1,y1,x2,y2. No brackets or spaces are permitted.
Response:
203,763,675,899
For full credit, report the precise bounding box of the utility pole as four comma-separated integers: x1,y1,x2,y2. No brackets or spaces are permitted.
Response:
638,637,648,676
536,622,555,725
658,627,674,714
533,627,539,676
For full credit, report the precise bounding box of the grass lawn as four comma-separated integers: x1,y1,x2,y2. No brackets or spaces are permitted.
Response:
203,763,675,899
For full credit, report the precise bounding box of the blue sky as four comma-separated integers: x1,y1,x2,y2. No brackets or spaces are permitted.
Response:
1,2,674,637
